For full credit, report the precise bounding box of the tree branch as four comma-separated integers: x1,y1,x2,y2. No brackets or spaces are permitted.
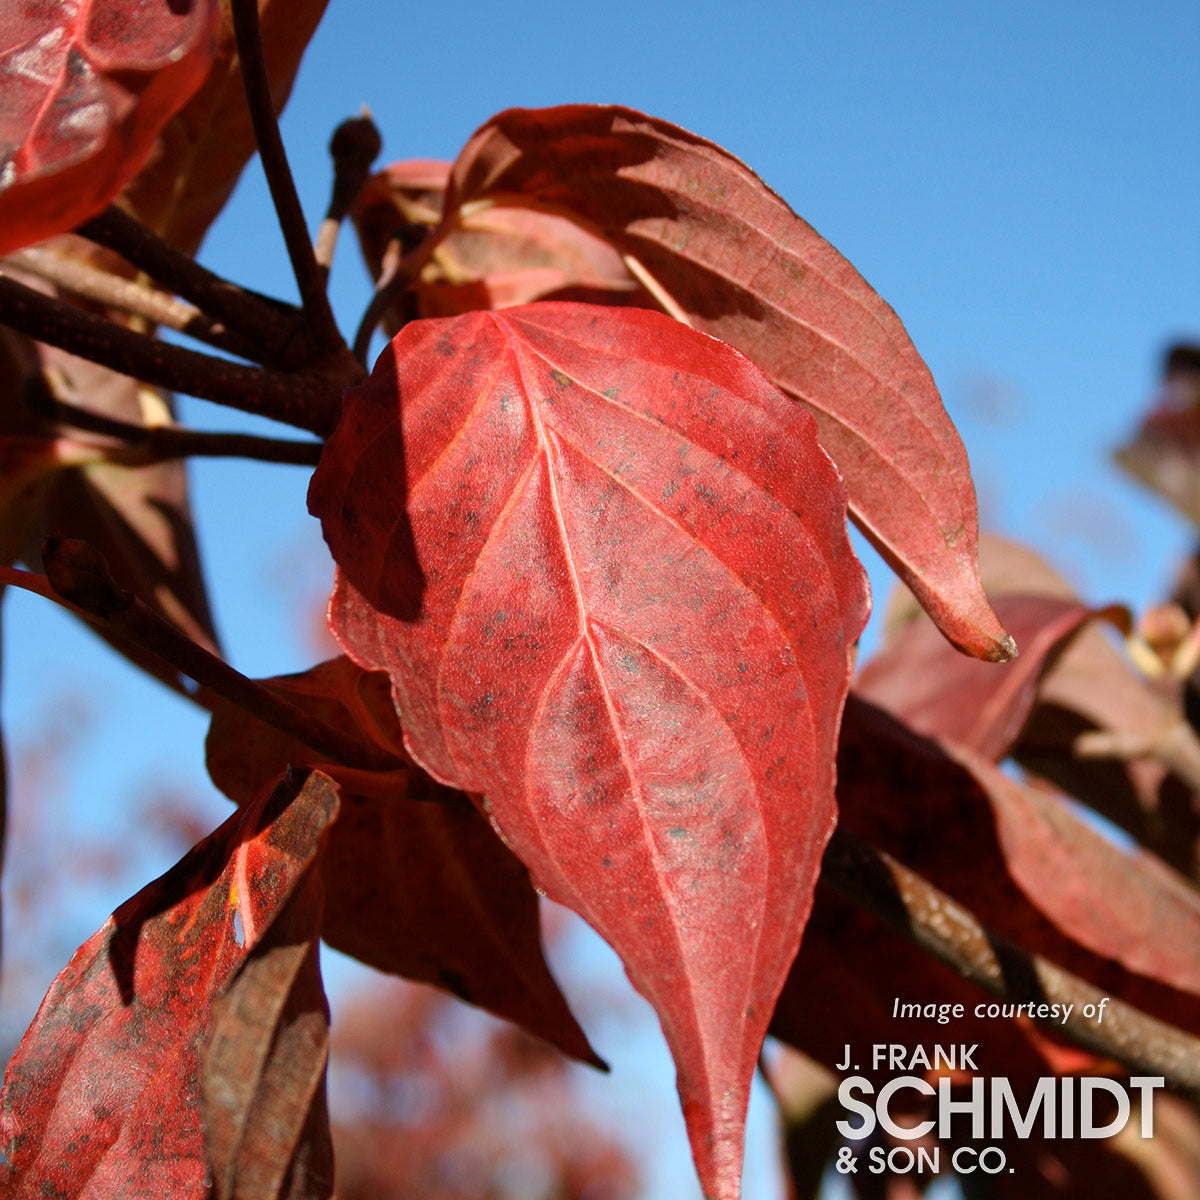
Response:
1,547,402,775
230,0,343,355
4,246,267,363
823,826,1200,1098
0,273,347,434
43,397,321,466
77,206,303,362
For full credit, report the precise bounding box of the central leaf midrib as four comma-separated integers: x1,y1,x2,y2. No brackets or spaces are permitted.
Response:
506,325,766,1098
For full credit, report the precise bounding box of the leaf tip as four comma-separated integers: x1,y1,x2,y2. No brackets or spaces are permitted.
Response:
991,631,1019,663
584,1048,611,1073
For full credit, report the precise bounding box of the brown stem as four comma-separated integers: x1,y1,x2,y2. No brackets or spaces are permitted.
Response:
0,273,346,434
77,206,302,361
6,546,401,774
3,247,267,362
823,827,1200,1098
230,0,343,356
315,113,383,279
117,426,321,467
43,398,321,466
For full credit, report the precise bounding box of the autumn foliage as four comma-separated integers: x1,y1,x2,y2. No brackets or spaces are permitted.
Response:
0,3,1198,1199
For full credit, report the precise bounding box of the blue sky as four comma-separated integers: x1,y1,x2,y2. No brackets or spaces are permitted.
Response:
3,2,1198,1195
204,0,1200,633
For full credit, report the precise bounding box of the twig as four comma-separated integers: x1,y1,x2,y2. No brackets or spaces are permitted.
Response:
314,113,383,279
823,826,1200,1098
113,426,321,468
77,206,302,361
0,273,347,434
2,547,402,774
229,0,343,355
4,247,267,363
0,562,209,704
41,397,321,466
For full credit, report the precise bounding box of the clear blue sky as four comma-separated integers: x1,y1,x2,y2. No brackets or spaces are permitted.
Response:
3,3,1198,1195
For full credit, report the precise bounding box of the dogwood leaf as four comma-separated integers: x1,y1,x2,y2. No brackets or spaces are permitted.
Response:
309,301,869,1199
0,0,219,254
438,105,1010,661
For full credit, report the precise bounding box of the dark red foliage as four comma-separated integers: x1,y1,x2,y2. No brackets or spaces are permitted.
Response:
0,0,219,254
0,771,337,1199
857,592,1128,760
309,301,869,1199
205,656,603,1066
837,699,1200,1026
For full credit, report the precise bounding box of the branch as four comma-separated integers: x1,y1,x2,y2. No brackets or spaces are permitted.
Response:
4,246,267,363
44,397,321,466
230,0,343,355
823,827,1200,1098
1,547,402,775
77,206,303,362
0,273,347,434
116,426,322,468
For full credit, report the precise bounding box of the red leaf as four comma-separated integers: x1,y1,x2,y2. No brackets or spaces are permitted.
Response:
354,158,451,236
439,104,1010,661
857,592,1128,760
418,205,645,316
955,741,1200,1000
202,862,332,1200
205,656,605,1067
308,302,870,1199
0,0,219,255
884,533,1200,873
0,769,338,1199
353,162,644,329
839,699,1200,1023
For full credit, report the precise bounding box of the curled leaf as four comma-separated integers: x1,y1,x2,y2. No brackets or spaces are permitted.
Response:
438,104,1010,660
857,591,1129,760
309,301,870,1199
202,860,333,1200
886,534,1200,878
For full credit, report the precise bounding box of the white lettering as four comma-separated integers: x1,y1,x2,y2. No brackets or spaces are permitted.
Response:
937,1075,985,1139
835,1077,875,1138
